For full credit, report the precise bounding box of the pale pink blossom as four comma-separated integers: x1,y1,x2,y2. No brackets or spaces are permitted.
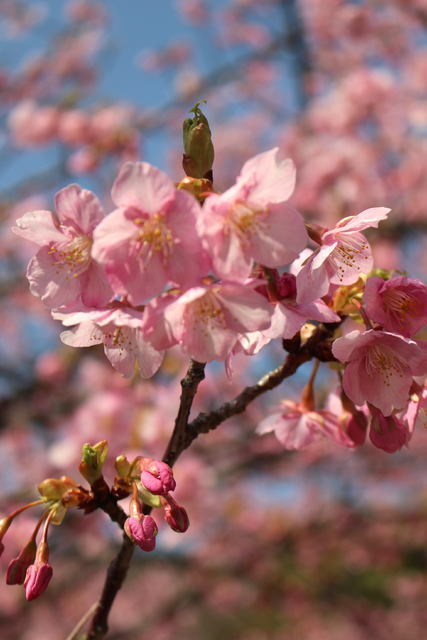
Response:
92,162,208,304
257,400,354,450
13,185,112,308
332,329,427,416
198,148,308,281
145,281,272,362
56,305,163,378
296,208,390,304
363,275,427,337
8,101,59,147
57,109,91,146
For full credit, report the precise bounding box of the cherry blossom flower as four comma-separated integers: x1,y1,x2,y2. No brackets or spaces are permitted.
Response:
12,184,112,308
144,281,272,362
56,305,163,378
262,272,340,340
197,148,308,281
256,400,354,450
296,207,390,304
332,329,427,416
363,275,427,337
92,162,208,305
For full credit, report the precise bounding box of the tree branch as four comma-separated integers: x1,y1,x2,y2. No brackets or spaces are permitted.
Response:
163,360,206,467
85,534,134,640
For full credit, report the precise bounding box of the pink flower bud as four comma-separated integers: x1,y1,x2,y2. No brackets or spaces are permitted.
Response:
6,539,37,585
24,563,53,600
140,459,176,496
163,496,190,533
124,515,158,552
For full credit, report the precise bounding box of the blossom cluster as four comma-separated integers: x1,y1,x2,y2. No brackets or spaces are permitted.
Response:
0,443,188,601
12,147,427,453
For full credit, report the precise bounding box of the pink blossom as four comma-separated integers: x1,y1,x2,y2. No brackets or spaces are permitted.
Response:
92,162,208,304
325,388,368,446
363,275,427,337
262,272,340,340
124,515,158,552
140,458,176,495
146,281,272,362
57,109,91,146
198,148,308,281
8,101,59,147
332,329,427,416
257,400,354,450
24,562,53,600
296,208,390,304
56,304,164,378
12,184,112,308
368,406,409,453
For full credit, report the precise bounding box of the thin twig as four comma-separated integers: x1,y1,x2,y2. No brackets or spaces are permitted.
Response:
66,602,98,640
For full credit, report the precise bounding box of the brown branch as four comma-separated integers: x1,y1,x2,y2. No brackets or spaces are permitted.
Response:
162,360,206,467
85,534,135,640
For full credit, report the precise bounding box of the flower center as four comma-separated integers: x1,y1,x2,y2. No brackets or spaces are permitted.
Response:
328,234,369,281
364,344,406,386
225,201,267,245
49,235,92,277
134,214,175,263
382,288,418,326
191,292,227,334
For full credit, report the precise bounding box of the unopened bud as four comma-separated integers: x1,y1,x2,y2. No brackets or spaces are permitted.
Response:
114,454,131,479
79,440,108,484
162,495,190,533
6,539,37,585
182,101,214,179
24,562,53,600
124,515,158,552
140,458,176,496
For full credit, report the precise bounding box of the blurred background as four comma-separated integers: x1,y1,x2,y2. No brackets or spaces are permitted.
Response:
1,1,427,638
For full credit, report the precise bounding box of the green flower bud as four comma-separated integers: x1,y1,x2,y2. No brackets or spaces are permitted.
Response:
182,101,214,179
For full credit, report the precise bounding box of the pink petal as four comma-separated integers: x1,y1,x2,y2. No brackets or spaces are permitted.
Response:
111,162,175,214
55,184,104,234
238,147,296,204
13,210,64,245
60,322,103,347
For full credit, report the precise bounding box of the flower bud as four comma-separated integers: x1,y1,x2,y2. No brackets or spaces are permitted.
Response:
182,101,214,179
162,495,190,533
114,454,131,479
24,562,53,600
79,440,109,484
124,515,158,552
6,539,37,585
140,458,176,496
